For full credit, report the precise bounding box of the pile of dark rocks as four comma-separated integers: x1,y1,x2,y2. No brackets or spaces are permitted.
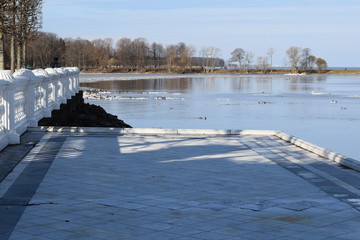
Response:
38,91,132,128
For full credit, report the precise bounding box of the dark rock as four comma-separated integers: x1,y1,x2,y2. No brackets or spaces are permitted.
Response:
39,91,132,128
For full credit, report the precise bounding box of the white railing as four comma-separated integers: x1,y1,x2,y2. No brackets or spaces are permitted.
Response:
0,67,80,151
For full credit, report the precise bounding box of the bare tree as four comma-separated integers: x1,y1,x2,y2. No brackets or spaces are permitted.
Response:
0,0,10,69
92,38,113,67
316,58,328,72
244,51,254,72
16,0,43,69
200,46,220,72
0,30,4,69
149,42,164,69
0,0,42,71
116,38,134,71
300,48,316,71
176,42,192,72
286,46,302,73
230,48,245,69
8,0,16,72
64,38,97,68
257,56,270,73
186,45,196,71
27,32,65,67
166,44,176,72
307,55,316,70
266,47,274,71
132,38,148,70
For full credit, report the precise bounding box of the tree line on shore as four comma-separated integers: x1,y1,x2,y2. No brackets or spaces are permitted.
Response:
6,31,328,74
0,1,328,73
1,31,225,73
230,47,328,73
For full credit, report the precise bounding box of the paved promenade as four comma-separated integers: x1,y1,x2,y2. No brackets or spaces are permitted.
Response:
1,129,360,239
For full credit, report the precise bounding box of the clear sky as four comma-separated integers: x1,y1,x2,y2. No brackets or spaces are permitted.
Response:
42,0,360,67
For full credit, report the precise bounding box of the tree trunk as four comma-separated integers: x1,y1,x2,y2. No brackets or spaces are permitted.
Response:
22,42,26,68
10,36,16,73
0,32,4,70
16,42,21,69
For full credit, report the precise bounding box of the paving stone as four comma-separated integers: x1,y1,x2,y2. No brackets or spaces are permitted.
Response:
1,132,360,239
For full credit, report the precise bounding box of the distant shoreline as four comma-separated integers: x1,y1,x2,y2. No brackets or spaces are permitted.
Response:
80,68,360,75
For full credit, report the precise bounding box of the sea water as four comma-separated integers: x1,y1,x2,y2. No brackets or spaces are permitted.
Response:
80,74,360,160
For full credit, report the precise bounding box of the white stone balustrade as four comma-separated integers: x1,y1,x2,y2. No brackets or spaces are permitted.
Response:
0,67,80,151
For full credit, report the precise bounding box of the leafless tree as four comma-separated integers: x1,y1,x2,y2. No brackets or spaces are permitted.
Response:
0,0,42,71
200,46,220,72
176,42,192,72
316,58,328,72
92,38,113,67
149,42,165,69
230,48,245,69
286,46,302,73
27,32,65,67
132,38,148,70
64,38,98,68
244,51,254,72
116,38,133,70
186,45,196,71
15,0,43,69
300,48,316,71
266,48,274,71
0,0,10,69
7,0,16,72
257,56,270,73
166,44,176,72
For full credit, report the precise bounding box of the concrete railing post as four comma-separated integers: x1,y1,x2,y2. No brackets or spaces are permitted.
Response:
0,71,19,144
0,80,8,150
14,69,38,127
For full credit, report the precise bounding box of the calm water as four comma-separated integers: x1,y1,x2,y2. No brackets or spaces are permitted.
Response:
80,74,360,160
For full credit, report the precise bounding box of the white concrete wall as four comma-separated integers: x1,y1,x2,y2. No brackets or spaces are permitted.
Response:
0,67,80,151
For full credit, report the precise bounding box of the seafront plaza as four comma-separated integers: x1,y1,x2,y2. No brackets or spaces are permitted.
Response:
1,128,360,239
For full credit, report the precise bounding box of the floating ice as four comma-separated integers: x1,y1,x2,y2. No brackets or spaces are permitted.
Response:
310,91,331,95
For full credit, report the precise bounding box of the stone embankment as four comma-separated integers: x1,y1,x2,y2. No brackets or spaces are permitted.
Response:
39,91,132,128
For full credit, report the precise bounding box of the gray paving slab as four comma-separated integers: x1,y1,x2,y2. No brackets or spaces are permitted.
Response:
1,132,360,239
0,131,46,181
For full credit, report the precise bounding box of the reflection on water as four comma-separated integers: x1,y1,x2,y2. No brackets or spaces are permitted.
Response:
80,74,360,160
81,75,329,93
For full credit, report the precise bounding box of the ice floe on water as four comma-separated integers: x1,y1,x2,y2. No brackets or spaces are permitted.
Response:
253,93,272,97
83,89,185,101
142,91,168,95
310,91,331,95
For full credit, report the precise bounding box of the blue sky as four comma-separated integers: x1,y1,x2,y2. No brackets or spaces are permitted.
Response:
42,0,360,67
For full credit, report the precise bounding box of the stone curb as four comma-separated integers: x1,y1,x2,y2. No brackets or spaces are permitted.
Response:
28,127,276,136
275,131,360,172
27,127,360,172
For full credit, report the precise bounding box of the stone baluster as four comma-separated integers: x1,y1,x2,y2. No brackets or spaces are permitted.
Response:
32,69,51,118
55,68,69,101
45,68,60,109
